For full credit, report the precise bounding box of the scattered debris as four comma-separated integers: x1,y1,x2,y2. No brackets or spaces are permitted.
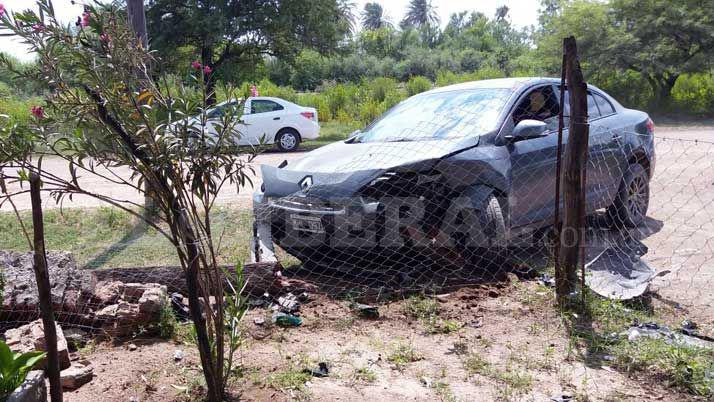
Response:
272,312,302,327
128,343,138,351
63,328,89,352
585,239,658,300
550,395,575,402
6,370,46,402
350,303,380,319
419,376,433,388
435,294,450,303
173,349,185,362
4,319,71,370
170,292,190,321
253,317,266,326
276,293,300,314
538,273,556,288
303,362,329,378
625,322,714,349
60,361,93,390
469,318,484,329
680,319,698,336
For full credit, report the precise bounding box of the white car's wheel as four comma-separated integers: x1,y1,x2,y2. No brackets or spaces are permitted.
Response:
276,129,300,152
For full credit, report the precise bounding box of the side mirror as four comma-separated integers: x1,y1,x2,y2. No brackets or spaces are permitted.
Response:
348,129,361,139
506,119,548,142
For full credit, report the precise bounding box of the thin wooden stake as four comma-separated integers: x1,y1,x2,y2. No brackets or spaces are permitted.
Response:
30,173,63,402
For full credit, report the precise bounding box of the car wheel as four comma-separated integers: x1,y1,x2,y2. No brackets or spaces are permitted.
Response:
276,129,300,152
455,194,508,266
608,163,649,228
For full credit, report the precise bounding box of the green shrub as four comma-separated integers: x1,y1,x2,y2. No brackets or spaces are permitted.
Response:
0,340,46,399
672,73,714,115
358,99,385,125
367,77,398,103
405,75,432,97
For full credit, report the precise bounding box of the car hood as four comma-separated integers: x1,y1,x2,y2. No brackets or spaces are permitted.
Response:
261,137,477,198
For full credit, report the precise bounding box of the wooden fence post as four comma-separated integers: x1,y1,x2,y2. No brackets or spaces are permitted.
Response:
556,36,589,305
29,173,63,402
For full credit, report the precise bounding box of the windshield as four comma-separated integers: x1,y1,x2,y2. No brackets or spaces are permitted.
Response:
356,88,511,143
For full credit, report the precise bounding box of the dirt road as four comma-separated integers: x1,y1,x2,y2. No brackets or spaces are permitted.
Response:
1,150,303,212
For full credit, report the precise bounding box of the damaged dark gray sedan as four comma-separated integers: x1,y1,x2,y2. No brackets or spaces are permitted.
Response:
251,78,656,269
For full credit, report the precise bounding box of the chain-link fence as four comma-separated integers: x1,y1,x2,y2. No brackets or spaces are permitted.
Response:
1,79,713,400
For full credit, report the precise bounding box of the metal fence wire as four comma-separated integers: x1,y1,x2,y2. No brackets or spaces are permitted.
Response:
1,81,713,400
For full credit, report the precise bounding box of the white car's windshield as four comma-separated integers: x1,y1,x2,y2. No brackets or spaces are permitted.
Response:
357,88,511,143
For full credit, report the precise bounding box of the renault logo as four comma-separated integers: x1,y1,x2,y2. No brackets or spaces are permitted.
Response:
299,175,313,191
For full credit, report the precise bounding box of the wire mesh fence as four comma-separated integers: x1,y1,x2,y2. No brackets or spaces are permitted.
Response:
1,80,713,400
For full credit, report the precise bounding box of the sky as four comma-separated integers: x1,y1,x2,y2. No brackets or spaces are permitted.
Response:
0,0,542,62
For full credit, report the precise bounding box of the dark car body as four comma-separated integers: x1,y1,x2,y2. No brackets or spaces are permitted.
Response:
251,78,655,266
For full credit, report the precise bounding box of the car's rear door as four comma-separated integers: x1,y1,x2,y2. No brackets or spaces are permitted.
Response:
558,87,623,211
242,98,285,145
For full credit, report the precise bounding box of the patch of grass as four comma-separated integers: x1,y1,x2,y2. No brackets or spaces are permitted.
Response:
463,353,533,396
612,338,714,397
463,353,491,376
422,316,462,335
0,206,253,269
403,295,461,335
403,295,439,319
267,367,312,391
562,289,713,398
352,367,377,383
432,381,456,402
388,342,423,369
157,300,178,339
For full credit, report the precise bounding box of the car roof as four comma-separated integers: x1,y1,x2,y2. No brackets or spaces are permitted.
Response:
426,77,559,94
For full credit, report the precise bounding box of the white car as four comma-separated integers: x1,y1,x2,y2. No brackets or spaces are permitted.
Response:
197,97,320,151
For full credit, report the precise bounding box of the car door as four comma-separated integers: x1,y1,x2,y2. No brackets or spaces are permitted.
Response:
507,84,563,228
242,99,285,146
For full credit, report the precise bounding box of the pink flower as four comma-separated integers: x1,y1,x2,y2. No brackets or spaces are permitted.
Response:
99,33,109,43
0,4,6,18
191,60,201,70
250,85,259,97
81,11,90,27
31,106,44,119
203,65,212,74
32,23,45,32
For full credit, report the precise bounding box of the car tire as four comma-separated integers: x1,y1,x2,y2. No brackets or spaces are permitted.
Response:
276,129,300,152
607,163,649,228
456,194,508,266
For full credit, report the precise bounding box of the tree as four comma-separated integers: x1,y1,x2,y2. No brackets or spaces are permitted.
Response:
401,0,439,29
1,2,251,400
362,2,390,30
337,0,357,35
607,0,714,108
536,0,714,109
495,5,509,21
146,0,347,103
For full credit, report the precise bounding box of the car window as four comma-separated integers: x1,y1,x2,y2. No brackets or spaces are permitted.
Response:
251,100,284,114
513,85,560,132
207,101,237,119
594,93,615,116
356,88,512,143
588,94,601,118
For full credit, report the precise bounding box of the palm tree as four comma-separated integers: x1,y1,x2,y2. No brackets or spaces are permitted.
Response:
401,0,439,28
362,2,390,30
337,0,357,34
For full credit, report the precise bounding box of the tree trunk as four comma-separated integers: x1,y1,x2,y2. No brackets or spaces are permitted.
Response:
557,36,589,305
647,73,679,111
29,174,63,402
201,46,217,106
170,202,223,402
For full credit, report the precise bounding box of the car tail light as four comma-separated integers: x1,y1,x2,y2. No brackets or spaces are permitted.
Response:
646,118,655,134
301,111,315,121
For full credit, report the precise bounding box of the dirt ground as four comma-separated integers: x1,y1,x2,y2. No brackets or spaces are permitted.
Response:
64,280,695,402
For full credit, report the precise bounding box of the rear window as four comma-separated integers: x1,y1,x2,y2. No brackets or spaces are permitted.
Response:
251,100,284,114
594,93,615,115
588,94,600,118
